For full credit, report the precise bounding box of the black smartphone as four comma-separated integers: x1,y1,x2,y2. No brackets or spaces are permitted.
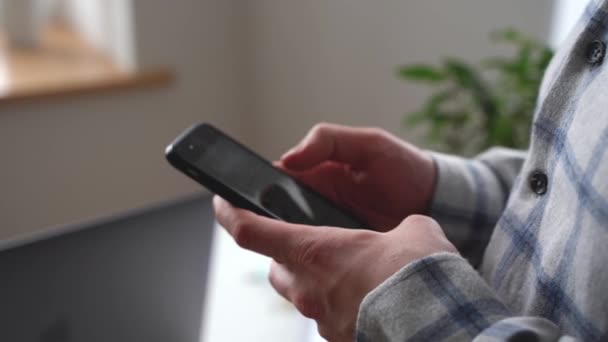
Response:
165,123,368,229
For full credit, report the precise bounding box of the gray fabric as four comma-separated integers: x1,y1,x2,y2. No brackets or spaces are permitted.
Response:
356,0,608,340
431,149,527,266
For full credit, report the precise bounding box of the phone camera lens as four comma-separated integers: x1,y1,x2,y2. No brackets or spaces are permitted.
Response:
185,139,204,153
181,137,207,160
180,140,203,160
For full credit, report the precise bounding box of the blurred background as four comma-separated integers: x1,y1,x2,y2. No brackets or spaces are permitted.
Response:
0,0,588,341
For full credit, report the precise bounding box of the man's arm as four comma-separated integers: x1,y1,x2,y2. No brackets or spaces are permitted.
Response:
430,148,527,265
357,253,575,342
354,147,577,341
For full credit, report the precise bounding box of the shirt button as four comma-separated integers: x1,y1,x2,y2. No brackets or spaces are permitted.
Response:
586,40,606,65
529,171,548,195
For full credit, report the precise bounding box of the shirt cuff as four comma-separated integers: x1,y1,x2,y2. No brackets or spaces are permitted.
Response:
356,253,510,342
428,152,508,264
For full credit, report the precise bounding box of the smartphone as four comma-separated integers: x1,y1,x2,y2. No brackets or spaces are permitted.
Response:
165,123,368,229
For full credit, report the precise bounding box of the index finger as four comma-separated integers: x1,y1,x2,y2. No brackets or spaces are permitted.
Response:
280,123,384,171
213,196,319,263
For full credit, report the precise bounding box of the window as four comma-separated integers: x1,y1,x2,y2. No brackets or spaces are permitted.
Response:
0,0,170,102
550,0,590,47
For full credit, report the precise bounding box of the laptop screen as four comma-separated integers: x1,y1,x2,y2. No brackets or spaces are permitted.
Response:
0,194,213,342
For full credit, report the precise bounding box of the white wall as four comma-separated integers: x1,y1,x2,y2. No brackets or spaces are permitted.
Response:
0,0,246,240
241,0,555,159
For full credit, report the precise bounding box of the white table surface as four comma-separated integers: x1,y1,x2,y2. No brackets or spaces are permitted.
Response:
201,223,326,342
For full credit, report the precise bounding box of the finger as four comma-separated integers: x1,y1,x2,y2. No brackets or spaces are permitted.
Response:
276,161,349,203
280,123,384,171
270,260,327,321
268,260,294,301
213,196,320,263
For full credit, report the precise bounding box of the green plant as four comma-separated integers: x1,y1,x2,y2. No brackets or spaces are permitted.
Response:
397,29,554,155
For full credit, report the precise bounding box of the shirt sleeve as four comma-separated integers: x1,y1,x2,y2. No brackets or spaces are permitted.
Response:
429,148,526,265
356,253,577,342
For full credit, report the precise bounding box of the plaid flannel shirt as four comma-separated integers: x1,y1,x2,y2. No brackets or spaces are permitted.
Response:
356,0,608,340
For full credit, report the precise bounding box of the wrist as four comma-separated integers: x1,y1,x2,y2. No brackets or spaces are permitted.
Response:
417,151,438,215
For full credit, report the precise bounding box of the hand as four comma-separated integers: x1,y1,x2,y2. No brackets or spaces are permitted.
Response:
213,196,458,342
279,123,436,231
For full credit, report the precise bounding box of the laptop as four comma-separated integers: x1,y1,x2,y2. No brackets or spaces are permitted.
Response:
0,194,214,342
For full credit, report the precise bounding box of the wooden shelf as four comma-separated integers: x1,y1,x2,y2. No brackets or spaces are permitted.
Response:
0,68,174,106
0,24,174,105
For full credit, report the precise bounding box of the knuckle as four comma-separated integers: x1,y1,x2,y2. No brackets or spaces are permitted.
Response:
317,325,337,342
231,221,253,248
401,215,443,235
267,264,282,291
363,127,389,144
311,122,332,138
293,292,324,319
268,271,279,291
404,214,438,227
313,121,332,131
267,267,278,287
267,271,286,298
291,239,323,267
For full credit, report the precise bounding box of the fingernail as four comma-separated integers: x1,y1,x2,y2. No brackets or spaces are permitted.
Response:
212,195,221,208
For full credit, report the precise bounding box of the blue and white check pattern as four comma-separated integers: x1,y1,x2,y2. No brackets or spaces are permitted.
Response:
356,0,608,340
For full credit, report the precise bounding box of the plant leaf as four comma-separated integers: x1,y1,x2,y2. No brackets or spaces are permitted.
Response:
397,65,446,82
443,59,477,88
396,28,553,154
491,28,523,44
516,43,532,80
404,111,430,125
482,57,519,73
489,114,515,147
443,59,498,120
537,47,554,71
425,89,457,113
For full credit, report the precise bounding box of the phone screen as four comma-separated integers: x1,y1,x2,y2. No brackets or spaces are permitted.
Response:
167,124,367,229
